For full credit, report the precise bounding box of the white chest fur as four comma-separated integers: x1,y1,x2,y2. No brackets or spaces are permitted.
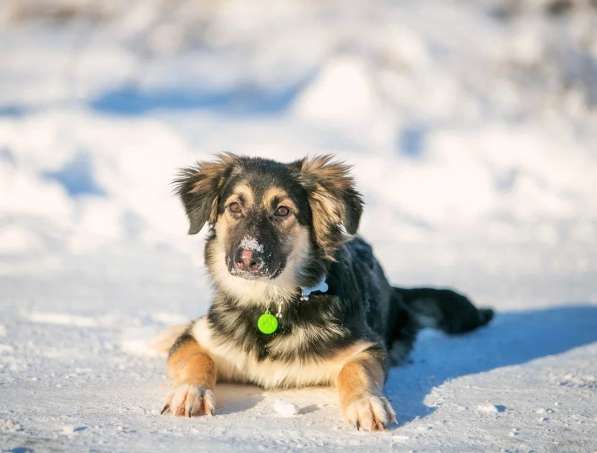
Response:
190,316,371,389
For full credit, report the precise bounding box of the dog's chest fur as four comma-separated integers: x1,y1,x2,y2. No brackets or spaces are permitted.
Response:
190,316,371,389
209,288,355,355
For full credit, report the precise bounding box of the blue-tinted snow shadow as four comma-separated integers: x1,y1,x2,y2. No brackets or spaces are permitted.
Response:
43,150,105,197
215,383,264,415
386,304,597,426
90,80,309,116
0,105,28,117
397,122,428,158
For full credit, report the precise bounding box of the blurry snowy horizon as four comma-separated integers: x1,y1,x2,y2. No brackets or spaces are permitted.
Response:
2,0,596,305
1,1,596,451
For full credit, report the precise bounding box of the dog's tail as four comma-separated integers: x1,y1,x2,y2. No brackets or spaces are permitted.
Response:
393,287,493,335
149,324,190,355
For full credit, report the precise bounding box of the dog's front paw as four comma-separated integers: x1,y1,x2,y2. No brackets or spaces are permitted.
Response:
342,393,396,431
161,384,216,417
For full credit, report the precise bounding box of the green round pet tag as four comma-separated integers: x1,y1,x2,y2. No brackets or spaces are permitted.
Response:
257,311,278,335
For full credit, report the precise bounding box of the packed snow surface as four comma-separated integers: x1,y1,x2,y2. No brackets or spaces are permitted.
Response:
1,0,596,451
272,399,300,418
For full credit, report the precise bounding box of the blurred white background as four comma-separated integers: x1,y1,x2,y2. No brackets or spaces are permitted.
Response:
2,0,596,306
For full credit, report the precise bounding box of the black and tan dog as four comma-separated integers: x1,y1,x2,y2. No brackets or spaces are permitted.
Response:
159,154,493,431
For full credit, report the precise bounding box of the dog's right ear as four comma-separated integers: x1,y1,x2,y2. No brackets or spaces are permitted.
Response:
173,153,239,234
291,155,363,260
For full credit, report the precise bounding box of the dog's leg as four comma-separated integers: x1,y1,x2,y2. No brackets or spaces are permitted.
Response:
161,332,217,417
336,346,396,431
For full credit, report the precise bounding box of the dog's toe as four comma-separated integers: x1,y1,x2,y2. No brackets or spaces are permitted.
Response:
343,394,396,431
161,384,216,417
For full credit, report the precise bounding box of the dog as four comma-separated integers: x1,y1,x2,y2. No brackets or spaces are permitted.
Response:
159,153,493,431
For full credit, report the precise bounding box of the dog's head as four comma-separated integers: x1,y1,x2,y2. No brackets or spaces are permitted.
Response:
174,153,362,300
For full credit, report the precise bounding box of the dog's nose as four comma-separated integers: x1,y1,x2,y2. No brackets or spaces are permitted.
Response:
234,249,264,273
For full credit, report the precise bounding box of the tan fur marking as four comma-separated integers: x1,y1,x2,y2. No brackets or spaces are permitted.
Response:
309,189,350,259
336,352,384,409
167,339,216,389
188,153,239,225
224,182,255,209
298,155,361,259
336,350,395,430
261,186,297,211
300,155,356,191
214,206,232,242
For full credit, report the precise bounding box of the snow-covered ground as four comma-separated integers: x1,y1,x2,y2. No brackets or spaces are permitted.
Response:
1,1,596,451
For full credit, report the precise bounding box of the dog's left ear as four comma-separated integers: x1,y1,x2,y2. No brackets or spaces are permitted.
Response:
292,155,363,259
173,153,239,234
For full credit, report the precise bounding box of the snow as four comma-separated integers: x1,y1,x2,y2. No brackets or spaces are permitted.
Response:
1,0,597,451
476,403,506,414
239,236,264,253
271,399,300,418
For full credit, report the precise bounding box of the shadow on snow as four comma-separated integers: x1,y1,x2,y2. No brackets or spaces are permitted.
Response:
90,82,307,116
386,304,597,425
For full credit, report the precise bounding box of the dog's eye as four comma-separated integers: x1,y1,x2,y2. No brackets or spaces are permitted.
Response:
228,202,242,214
274,206,290,217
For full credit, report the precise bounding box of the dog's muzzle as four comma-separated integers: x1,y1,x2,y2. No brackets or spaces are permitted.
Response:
230,248,268,278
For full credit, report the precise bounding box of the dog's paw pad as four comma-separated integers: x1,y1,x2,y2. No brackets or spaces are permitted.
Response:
161,384,216,417
343,394,396,431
